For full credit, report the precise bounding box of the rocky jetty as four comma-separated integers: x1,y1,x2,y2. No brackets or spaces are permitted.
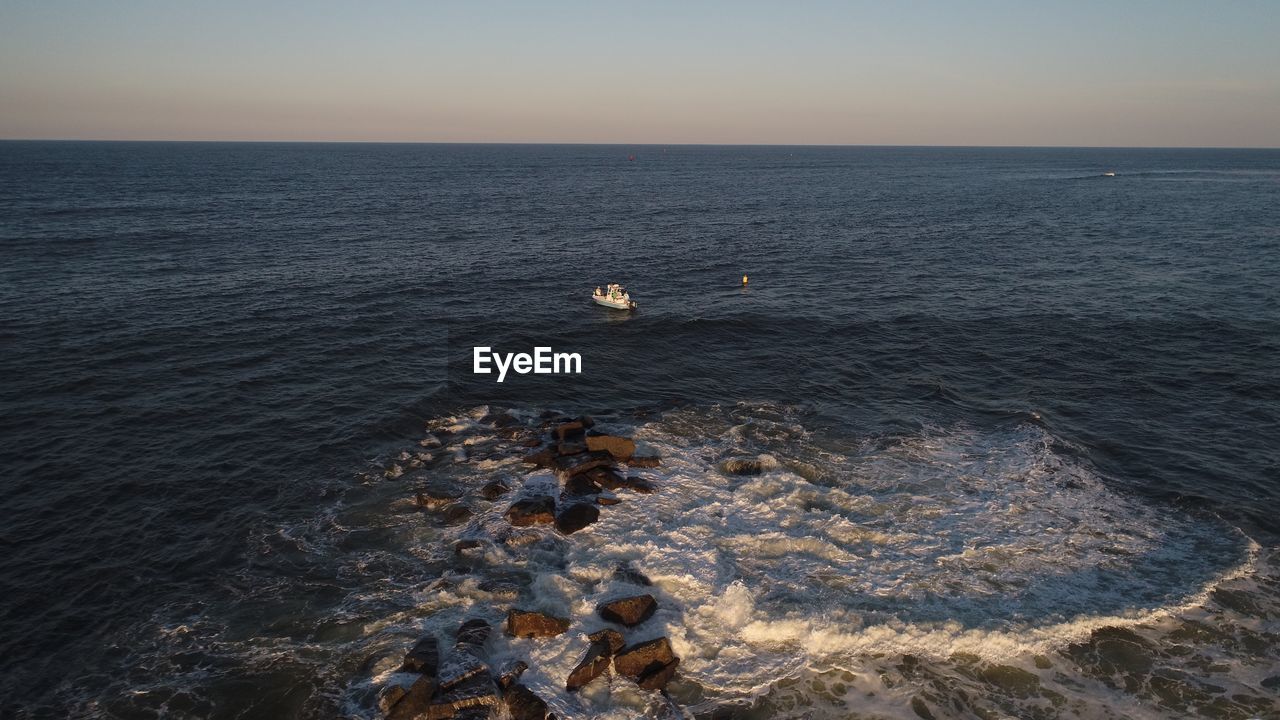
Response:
380,411,678,719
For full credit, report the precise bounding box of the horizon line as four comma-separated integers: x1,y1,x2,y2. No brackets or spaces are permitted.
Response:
1,138,1278,151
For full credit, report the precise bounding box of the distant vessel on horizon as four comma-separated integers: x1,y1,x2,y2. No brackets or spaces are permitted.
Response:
1102,171,1116,177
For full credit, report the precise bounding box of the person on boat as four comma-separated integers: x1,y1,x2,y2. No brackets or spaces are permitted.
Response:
595,286,602,296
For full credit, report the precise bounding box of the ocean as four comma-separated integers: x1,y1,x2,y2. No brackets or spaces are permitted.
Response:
1,141,1277,719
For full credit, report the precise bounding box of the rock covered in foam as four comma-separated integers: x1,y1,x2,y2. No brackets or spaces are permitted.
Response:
719,456,775,475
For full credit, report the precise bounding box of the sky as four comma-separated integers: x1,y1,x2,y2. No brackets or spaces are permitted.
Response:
1,1,1278,147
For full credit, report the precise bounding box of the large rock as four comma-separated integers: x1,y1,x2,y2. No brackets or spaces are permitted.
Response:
506,609,570,638
555,502,600,534
504,682,552,720
566,637,613,692
552,450,614,478
598,594,657,627
614,636,680,690
505,496,556,526
586,435,637,461
400,636,440,675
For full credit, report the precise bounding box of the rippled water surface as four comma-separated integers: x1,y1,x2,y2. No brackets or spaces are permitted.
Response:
1,142,1278,719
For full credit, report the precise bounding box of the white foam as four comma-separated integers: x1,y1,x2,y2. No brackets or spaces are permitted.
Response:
349,403,1263,718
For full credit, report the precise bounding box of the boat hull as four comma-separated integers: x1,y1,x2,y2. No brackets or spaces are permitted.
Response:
593,296,635,310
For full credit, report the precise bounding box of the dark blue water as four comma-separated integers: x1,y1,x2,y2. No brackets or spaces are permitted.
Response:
1,142,1278,719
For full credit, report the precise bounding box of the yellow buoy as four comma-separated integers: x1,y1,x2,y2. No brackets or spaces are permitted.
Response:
742,274,749,286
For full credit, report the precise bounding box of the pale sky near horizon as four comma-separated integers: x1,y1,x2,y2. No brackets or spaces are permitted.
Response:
1,1,1278,147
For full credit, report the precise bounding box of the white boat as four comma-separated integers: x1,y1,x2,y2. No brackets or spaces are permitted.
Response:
1102,171,1116,177
592,283,637,310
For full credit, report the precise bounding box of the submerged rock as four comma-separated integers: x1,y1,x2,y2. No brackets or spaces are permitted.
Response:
598,594,657,627
627,455,661,468
505,496,556,526
441,503,473,525
622,476,655,494
480,479,511,501
612,563,653,587
504,682,552,720
506,609,570,638
586,435,636,461
720,457,771,475
614,636,680,690
414,482,464,509
555,502,600,535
